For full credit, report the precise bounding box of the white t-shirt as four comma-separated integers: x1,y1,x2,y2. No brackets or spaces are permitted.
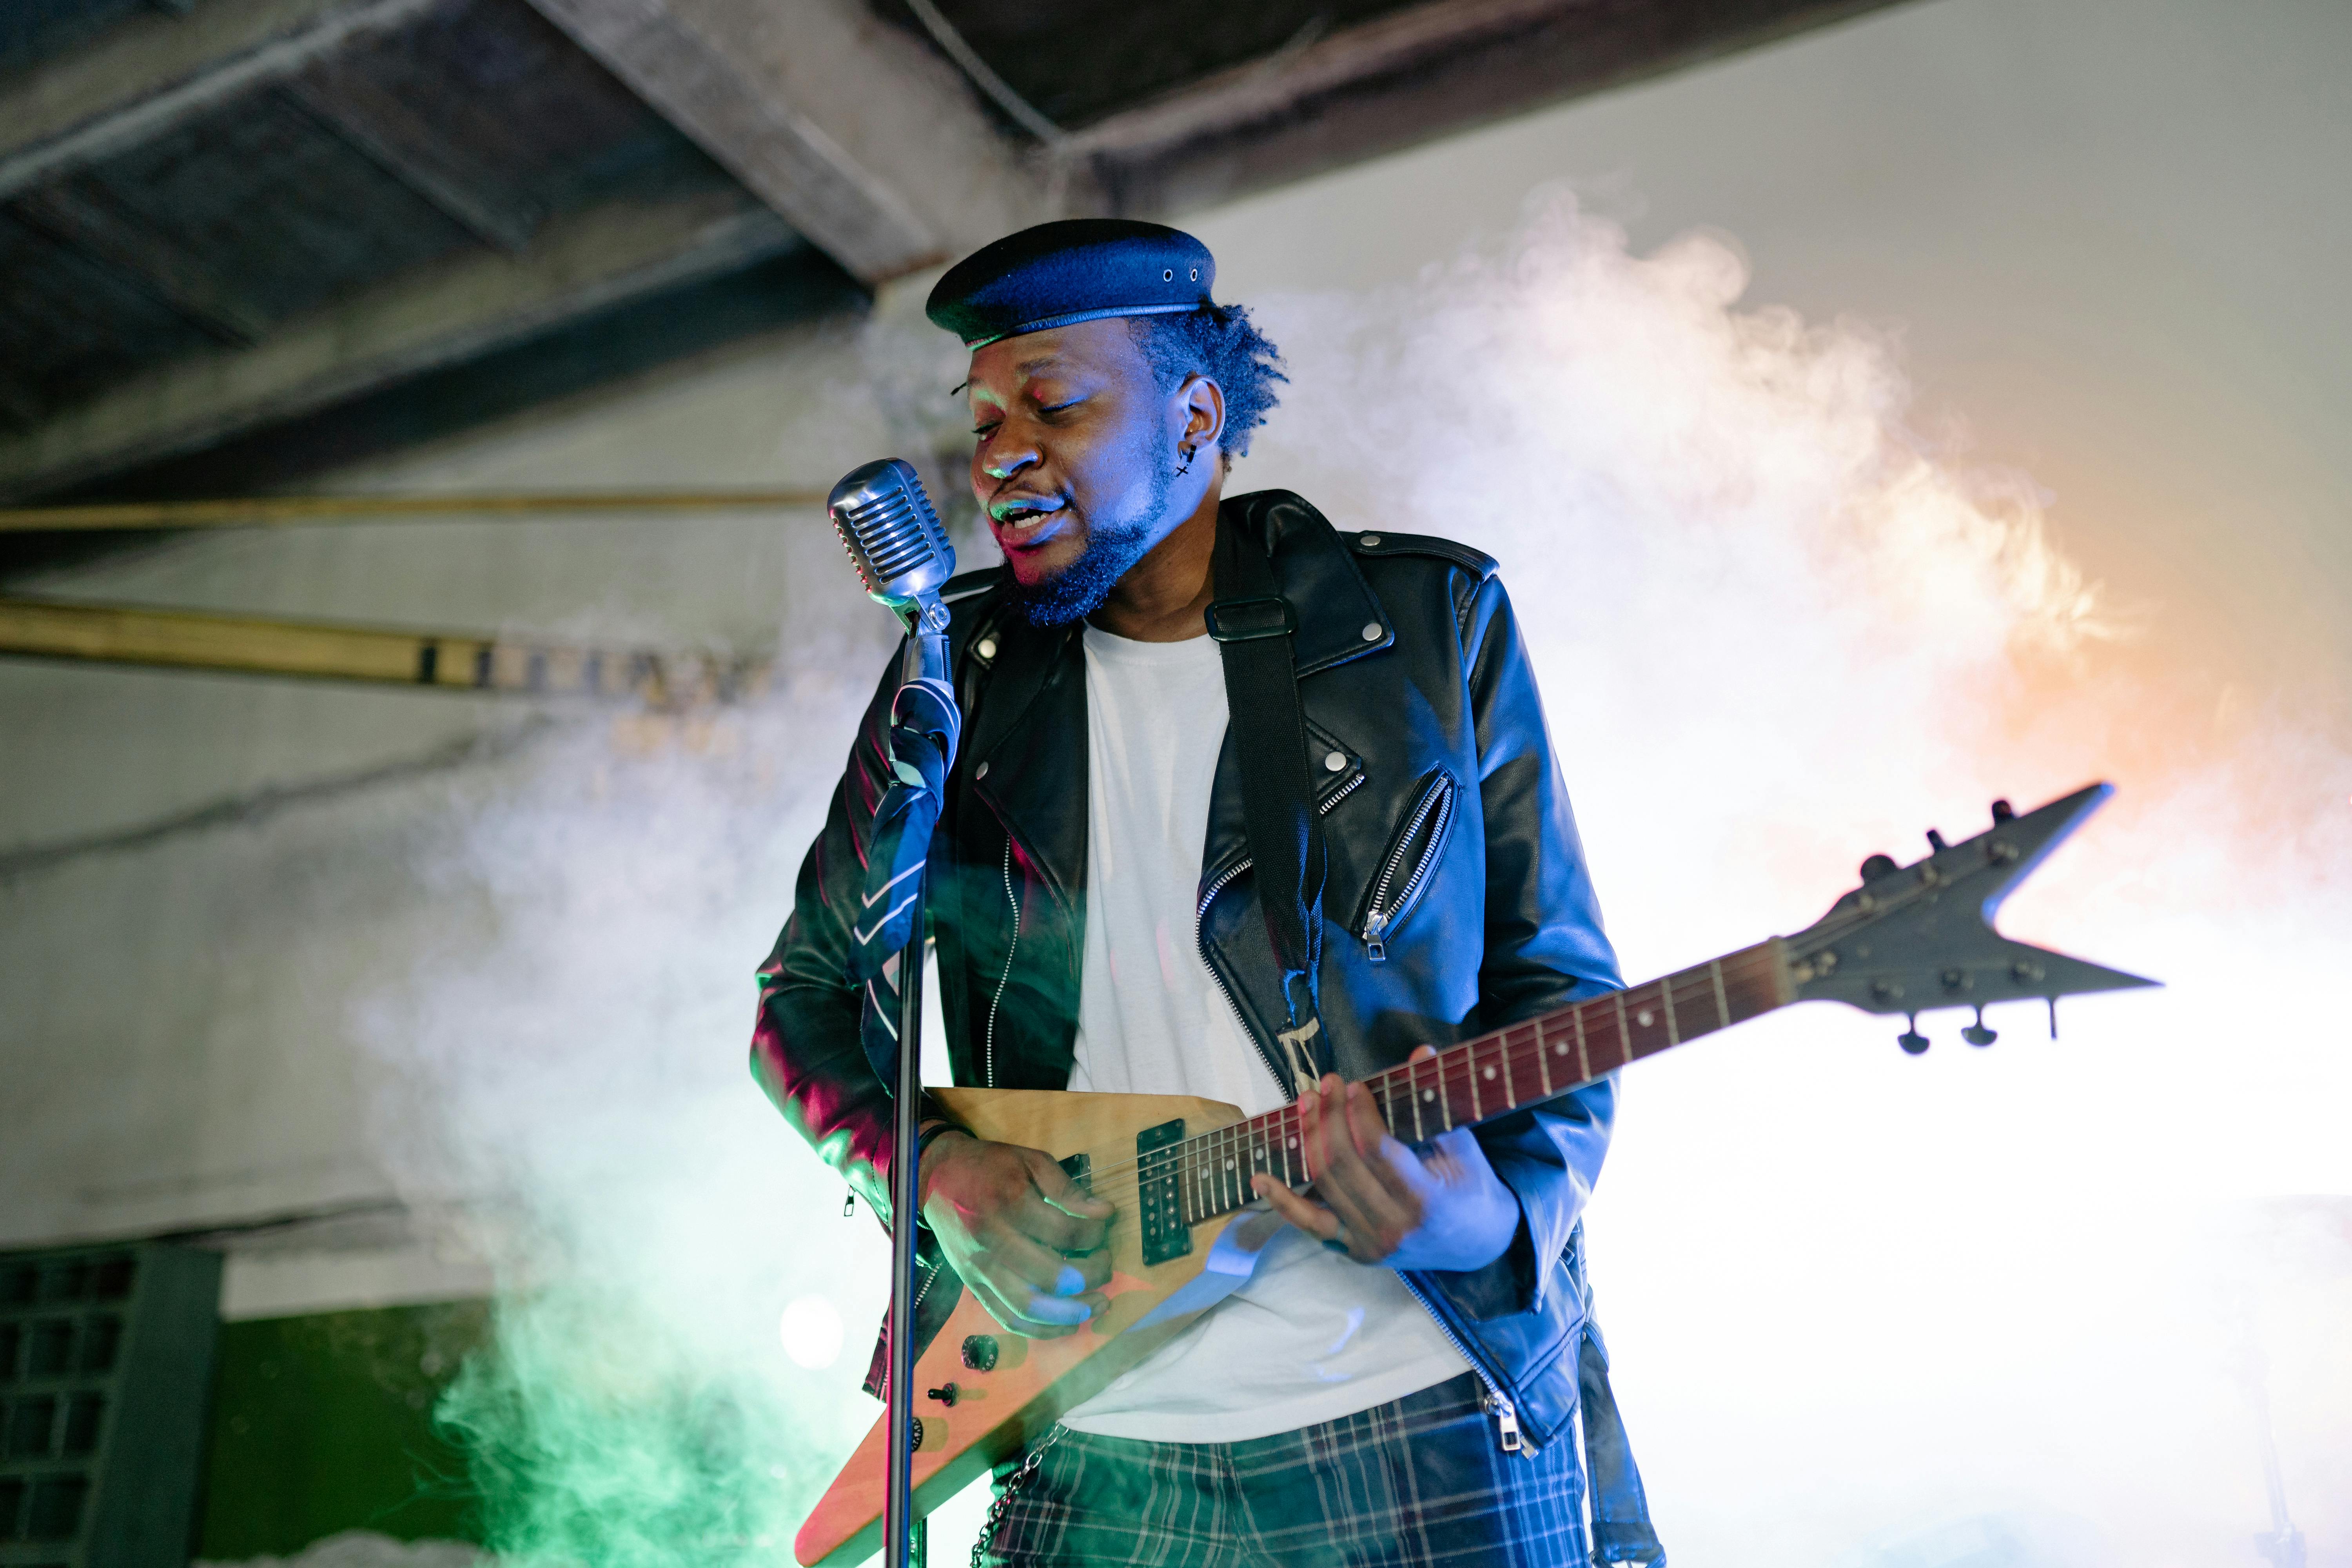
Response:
1057,625,1468,1443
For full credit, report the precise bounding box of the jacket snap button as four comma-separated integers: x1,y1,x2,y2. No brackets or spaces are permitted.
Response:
1360,622,1382,642
1361,534,1383,547
977,637,997,659
1323,751,1347,772
976,761,990,779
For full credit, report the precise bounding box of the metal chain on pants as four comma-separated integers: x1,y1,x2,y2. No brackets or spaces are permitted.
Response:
970,1425,1068,1568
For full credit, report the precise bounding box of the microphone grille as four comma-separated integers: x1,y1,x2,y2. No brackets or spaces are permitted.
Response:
828,458,955,605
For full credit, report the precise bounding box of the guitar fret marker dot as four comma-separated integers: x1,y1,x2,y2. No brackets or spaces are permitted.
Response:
1555,1044,1568,1055
1637,1009,1654,1026
1483,1066,1496,1080
1423,1090,1436,1102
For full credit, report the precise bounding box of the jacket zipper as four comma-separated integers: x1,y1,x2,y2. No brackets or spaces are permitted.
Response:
1395,1271,1527,1454
1196,858,1291,1096
1360,773,1455,964
1194,771,1366,1099
983,837,1019,1088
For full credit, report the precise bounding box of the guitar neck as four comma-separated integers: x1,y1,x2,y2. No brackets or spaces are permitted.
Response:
1169,938,1793,1227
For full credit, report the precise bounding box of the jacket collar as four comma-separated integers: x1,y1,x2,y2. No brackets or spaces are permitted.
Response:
964,489,1387,901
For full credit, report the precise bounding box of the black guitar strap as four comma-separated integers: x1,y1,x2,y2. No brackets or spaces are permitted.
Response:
1579,1323,1669,1565
1205,509,1330,1098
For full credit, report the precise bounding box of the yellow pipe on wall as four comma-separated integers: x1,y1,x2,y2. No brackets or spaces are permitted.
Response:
0,490,828,532
0,597,761,704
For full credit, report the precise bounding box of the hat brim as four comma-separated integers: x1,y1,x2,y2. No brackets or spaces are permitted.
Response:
960,301,1201,350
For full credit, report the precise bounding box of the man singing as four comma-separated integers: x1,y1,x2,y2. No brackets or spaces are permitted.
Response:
754,220,1658,1566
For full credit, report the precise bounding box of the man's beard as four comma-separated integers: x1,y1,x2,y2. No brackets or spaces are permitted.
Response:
1002,461,1180,628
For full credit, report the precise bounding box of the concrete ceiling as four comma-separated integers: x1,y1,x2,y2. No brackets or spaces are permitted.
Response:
0,0,1906,517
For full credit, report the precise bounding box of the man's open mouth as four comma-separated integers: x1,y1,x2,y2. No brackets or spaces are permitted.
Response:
989,495,1065,530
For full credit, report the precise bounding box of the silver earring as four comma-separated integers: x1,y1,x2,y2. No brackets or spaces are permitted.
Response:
1175,444,1195,475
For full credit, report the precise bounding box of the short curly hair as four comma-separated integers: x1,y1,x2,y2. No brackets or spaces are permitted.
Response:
1127,304,1287,463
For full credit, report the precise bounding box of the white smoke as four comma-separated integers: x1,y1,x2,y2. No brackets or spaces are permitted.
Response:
1243,192,2352,1566
352,194,2350,1565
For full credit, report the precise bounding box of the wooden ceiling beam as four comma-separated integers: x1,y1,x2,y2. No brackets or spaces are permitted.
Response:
0,189,800,500
1063,0,1911,217
283,65,543,254
521,0,1049,284
0,0,446,205
9,185,273,345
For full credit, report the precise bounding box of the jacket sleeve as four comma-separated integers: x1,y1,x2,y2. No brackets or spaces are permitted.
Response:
750,647,917,1222
1430,570,1623,1322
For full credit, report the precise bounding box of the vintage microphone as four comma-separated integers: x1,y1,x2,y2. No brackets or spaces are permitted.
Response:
827,457,957,1568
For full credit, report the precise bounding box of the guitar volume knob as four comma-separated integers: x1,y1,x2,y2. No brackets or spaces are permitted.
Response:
960,1335,998,1372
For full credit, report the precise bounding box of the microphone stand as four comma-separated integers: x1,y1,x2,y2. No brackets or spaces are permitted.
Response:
883,606,952,1568
886,902,928,1568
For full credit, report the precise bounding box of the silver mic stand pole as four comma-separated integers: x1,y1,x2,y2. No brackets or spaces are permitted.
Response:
826,455,957,1568
883,605,951,1568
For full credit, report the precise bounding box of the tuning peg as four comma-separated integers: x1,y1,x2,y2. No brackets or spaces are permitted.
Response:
1991,798,2015,824
1961,1007,1997,1047
1926,829,1950,853
1898,1014,1930,1055
1861,853,1899,880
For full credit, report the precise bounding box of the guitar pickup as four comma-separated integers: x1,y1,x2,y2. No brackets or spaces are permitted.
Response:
1135,1118,1191,1267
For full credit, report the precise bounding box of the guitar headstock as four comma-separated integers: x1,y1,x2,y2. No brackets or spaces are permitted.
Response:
1785,782,2157,1052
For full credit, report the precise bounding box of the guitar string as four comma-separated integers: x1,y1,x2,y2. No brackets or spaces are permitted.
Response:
994,951,1778,1220
1025,951,1771,1208
1063,992,1739,1223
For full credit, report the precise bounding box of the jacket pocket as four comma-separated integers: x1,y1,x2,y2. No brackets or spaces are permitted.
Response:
1356,769,1458,962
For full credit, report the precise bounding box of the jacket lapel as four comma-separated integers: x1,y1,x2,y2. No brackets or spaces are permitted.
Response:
967,616,1087,907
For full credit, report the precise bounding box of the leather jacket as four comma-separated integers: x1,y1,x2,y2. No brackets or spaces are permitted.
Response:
753,489,1624,1450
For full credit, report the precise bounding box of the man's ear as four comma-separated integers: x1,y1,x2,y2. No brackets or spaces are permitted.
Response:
1179,373,1226,457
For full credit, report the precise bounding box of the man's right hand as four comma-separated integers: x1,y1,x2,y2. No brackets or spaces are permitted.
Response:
919,1129,1114,1338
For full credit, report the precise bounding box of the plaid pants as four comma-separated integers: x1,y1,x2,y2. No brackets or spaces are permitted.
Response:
978,1373,1592,1568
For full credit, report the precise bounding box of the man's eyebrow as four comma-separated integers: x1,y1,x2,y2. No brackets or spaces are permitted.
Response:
958,354,1069,402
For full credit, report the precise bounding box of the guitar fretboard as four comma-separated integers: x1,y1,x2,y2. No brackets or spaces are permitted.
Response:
1161,939,1789,1227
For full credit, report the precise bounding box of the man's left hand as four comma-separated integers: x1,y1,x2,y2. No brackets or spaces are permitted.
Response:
1249,1047,1520,1273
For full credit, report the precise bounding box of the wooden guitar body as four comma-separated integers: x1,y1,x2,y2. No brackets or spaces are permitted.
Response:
793,1086,1251,1568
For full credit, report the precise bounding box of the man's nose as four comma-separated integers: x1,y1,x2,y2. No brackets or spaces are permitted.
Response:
981,437,1039,482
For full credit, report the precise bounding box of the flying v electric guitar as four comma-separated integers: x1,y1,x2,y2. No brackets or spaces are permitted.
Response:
795,782,2154,1566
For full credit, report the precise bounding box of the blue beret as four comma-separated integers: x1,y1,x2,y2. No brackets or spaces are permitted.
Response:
926,219,1215,348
